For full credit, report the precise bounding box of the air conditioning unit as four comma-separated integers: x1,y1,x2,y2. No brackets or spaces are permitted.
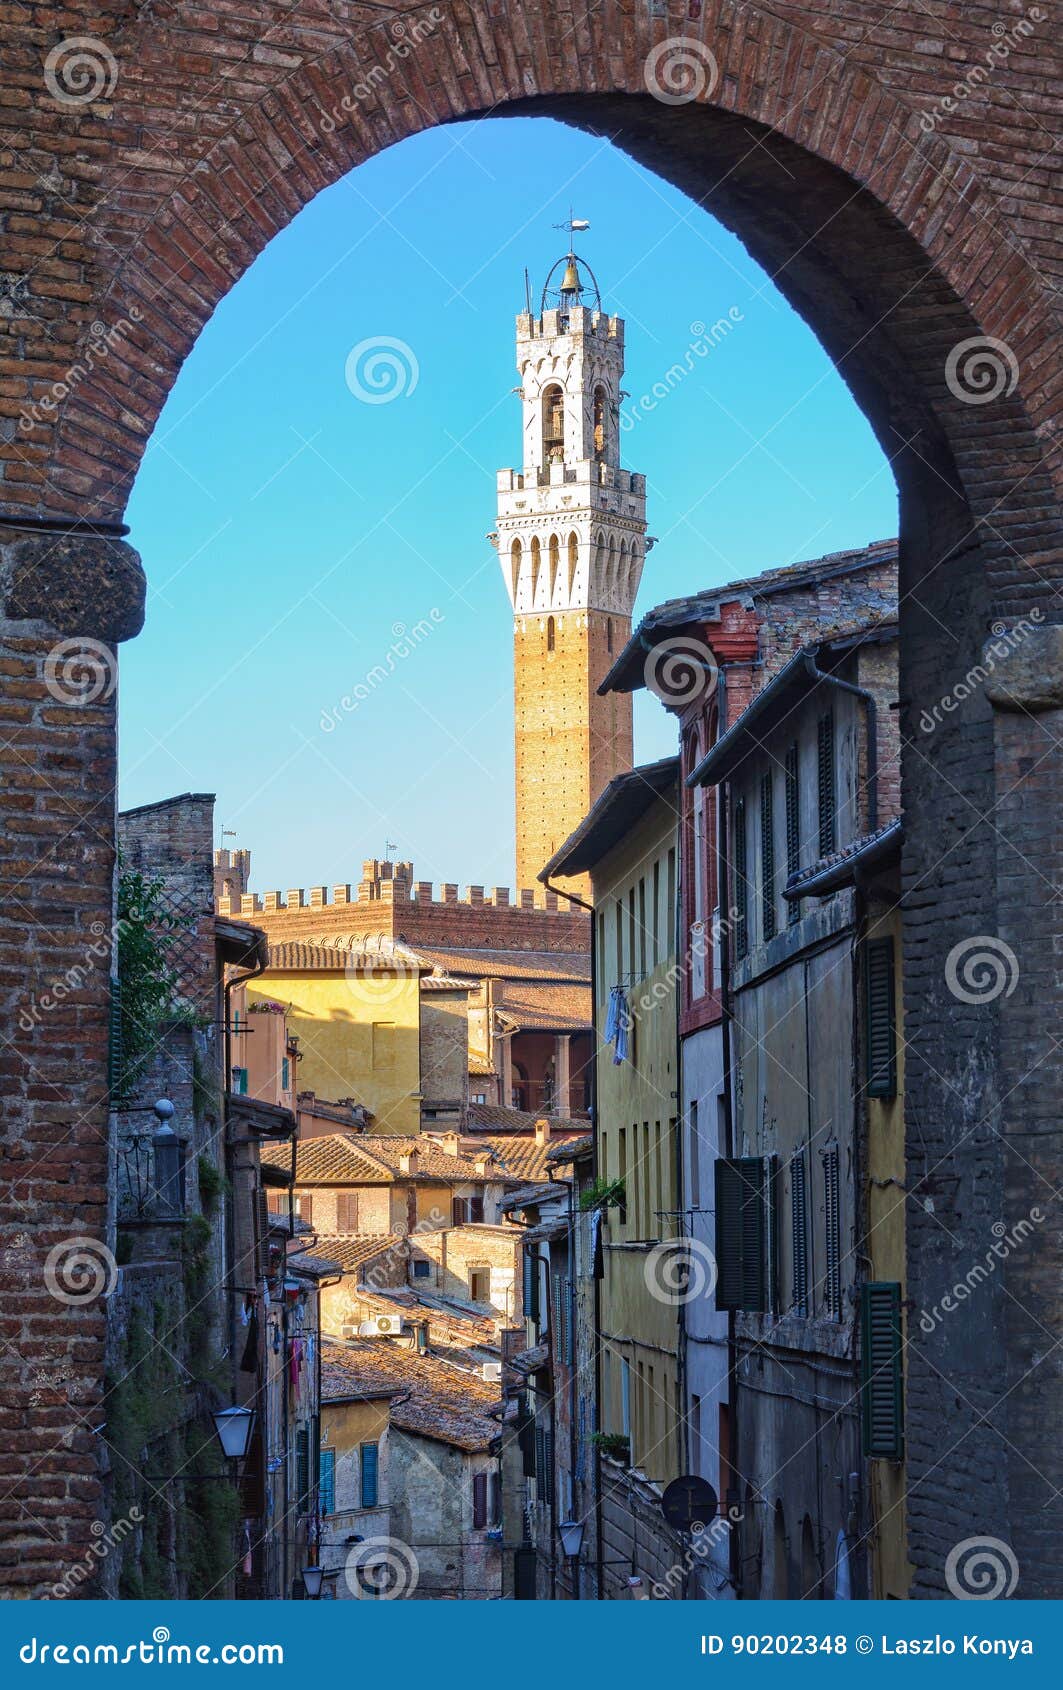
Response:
481,1361,503,1384
359,1315,402,1338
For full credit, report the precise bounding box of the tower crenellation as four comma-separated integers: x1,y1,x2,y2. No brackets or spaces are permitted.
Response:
491,238,649,888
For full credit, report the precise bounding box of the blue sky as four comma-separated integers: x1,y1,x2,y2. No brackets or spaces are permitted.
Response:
121,116,896,896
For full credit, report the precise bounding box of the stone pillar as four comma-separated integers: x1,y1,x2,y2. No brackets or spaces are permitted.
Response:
499,1032,513,1110
0,520,145,1596
554,1033,571,1117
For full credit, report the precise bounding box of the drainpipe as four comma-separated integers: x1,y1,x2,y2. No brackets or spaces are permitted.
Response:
716,779,741,1597
803,655,878,832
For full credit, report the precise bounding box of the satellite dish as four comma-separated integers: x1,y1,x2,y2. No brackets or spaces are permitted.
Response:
661,1474,719,1530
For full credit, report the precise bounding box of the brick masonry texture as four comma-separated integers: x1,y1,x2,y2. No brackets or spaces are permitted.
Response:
1,0,1062,1597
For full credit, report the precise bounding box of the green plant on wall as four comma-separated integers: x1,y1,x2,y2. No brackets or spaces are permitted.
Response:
578,1177,627,1214
113,859,189,1099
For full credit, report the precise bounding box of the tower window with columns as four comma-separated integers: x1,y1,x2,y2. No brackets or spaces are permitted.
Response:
491,239,652,892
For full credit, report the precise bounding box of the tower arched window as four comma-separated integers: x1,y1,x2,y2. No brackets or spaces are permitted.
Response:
542,384,565,465
567,531,579,597
509,537,522,601
530,535,542,600
548,533,560,600
546,615,556,653
593,385,608,457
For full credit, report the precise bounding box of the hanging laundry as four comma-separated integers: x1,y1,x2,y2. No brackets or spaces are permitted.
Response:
605,985,631,1064
239,1305,259,1374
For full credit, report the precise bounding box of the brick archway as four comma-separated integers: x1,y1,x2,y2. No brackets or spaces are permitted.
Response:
2,1,1062,1598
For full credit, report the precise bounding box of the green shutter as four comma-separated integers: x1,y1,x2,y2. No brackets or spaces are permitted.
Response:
823,1146,841,1320
319,1448,335,1515
760,773,776,942
861,1282,904,1459
360,1441,379,1508
818,711,836,856
294,1426,309,1510
107,976,124,1099
785,742,801,925
523,1248,539,1324
791,1148,809,1317
714,1157,767,1312
865,937,897,1099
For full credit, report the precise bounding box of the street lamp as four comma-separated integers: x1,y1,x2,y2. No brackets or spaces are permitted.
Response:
302,1564,324,1599
211,1405,255,1463
557,1519,585,1599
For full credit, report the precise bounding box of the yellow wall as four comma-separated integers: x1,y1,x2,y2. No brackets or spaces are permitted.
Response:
865,906,913,1599
592,797,682,1486
248,967,421,1134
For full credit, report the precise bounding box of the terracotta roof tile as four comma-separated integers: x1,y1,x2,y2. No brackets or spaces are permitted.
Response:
263,1133,496,1186
313,1235,397,1274
321,1337,501,1450
499,980,592,1032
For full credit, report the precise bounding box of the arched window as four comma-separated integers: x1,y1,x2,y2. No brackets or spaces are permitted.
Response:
593,384,607,456
567,531,579,597
548,533,560,599
546,615,556,653
542,384,565,464
530,535,541,600
606,617,613,655
606,537,617,602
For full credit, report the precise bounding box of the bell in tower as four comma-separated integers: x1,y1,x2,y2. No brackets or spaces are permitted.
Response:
489,223,652,894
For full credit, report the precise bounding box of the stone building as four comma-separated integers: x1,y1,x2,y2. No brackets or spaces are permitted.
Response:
688,617,904,1599
490,243,646,895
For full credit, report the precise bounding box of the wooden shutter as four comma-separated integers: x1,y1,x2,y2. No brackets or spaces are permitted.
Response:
360,1442,379,1508
565,1278,575,1367
452,1195,468,1226
823,1146,841,1320
791,1148,809,1317
817,711,836,856
785,742,801,924
318,1448,336,1516
337,1192,358,1231
714,1157,767,1312
254,1186,271,1279
472,1472,488,1529
760,773,776,942
733,800,749,960
522,1248,539,1324
107,976,124,1099
861,1282,903,1459
471,1194,484,1223
296,1193,312,1227
865,937,897,1099
294,1426,310,1511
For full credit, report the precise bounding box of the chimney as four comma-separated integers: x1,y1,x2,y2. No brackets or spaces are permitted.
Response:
534,1117,551,1148
398,1149,419,1176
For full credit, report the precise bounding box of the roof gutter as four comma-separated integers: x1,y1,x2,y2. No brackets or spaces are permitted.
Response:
802,654,878,831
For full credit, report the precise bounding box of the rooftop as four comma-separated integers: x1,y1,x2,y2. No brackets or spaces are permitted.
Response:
321,1337,501,1451
263,1133,497,1186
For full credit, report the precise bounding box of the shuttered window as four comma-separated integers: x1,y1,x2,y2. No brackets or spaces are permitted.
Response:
785,742,801,924
791,1148,809,1318
714,1157,769,1312
733,800,749,961
823,1146,841,1320
861,1282,904,1459
360,1442,379,1508
534,1425,554,1504
472,1472,488,1529
255,1186,271,1279
294,1426,310,1511
865,936,897,1099
318,1448,335,1516
522,1248,540,1325
817,711,836,856
760,773,776,942
108,977,124,1098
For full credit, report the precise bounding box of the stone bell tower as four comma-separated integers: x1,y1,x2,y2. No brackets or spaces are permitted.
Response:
492,240,649,892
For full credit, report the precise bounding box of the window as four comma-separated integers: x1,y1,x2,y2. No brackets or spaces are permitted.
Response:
542,383,565,463
593,384,607,455
231,1066,248,1095
318,1448,335,1516
790,1148,809,1317
412,1258,431,1280
689,1099,700,1209
490,1469,502,1526
472,1472,488,1529
452,1196,469,1226
606,616,613,653
294,1425,311,1510
865,936,897,1098
471,1194,484,1224
760,772,776,942
714,1156,772,1312
281,1055,290,1090
638,877,647,977
336,1193,359,1232
817,711,836,856
522,1248,540,1325
785,741,801,924
360,1442,379,1508
733,800,749,960
294,1193,312,1226
546,614,556,652
861,1282,904,1459
652,859,661,965
470,1267,491,1304
823,1146,841,1320
666,847,676,946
